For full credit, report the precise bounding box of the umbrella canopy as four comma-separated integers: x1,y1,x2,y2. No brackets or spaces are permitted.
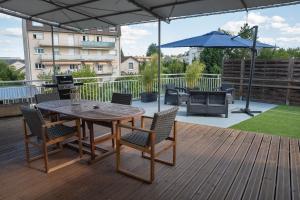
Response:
0,0,299,30
161,31,275,49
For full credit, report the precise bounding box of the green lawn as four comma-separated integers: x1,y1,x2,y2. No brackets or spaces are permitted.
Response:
231,105,300,138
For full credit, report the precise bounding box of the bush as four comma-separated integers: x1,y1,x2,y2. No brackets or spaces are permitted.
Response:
185,61,206,89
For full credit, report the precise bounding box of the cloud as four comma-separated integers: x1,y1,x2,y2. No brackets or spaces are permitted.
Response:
221,12,300,48
121,26,151,45
0,27,22,37
121,25,152,55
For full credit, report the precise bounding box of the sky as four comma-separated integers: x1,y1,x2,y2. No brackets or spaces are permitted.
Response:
0,4,300,59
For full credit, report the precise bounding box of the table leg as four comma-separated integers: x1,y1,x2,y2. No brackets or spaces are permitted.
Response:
87,121,96,161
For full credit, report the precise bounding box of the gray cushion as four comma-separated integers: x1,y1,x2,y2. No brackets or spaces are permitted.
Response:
47,125,77,140
121,131,149,147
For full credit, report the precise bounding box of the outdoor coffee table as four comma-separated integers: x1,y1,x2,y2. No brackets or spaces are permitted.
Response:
36,99,145,163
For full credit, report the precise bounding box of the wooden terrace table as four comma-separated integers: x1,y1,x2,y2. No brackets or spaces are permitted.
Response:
36,99,145,163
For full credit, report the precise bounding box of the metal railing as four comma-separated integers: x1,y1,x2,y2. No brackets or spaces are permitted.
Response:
40,54,116,61
0,74,221,104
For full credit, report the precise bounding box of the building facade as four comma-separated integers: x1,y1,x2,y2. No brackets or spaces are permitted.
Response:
120,56,139,75
22,20,121,80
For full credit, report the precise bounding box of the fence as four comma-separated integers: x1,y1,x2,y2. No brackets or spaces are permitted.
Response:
0,73,221,104
222,58,300,105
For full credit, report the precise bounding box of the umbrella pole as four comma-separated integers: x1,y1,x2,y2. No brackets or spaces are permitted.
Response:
157,19,161,112
51,26,56,75
232,25,262,116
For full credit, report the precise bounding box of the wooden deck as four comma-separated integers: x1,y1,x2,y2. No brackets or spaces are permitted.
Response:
0,117,300,200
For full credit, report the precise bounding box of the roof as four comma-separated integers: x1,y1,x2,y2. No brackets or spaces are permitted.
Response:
0,0,299,31
121,56,139,63
0,57,24,65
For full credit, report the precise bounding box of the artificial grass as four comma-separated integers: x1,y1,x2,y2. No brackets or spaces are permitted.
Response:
231,105,300,138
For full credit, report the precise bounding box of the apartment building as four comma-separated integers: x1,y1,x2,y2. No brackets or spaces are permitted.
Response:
22,20,121,80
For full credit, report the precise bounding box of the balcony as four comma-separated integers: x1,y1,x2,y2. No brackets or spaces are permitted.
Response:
40,54,116,61
81,41,115,49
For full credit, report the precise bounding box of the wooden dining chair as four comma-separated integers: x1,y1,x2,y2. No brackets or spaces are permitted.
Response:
20,106,82,173
84,93,134,147
116,106,178,184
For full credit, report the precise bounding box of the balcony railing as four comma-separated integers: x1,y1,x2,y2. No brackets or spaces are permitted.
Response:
0,74,221,104
81,41,115,48
40,54,116,61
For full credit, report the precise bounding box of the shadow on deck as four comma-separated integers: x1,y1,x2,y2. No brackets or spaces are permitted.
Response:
0,117,299,200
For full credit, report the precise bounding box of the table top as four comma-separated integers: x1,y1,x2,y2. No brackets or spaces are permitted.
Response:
36,100,145,122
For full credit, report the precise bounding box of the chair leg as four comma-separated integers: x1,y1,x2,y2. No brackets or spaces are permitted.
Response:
43,143,49,173
150,140,155,183
23,120,30,165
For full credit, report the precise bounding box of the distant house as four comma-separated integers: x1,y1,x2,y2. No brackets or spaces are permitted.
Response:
0,57,25,72
120,56,139,75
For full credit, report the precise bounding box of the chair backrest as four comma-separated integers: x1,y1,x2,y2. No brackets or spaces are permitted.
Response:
150,107,178,144
165,84,176,90
20,106,45,139
189,90,207,104
208,91,227,105
35,92,60,104
111,93,132,105
221,83,233,91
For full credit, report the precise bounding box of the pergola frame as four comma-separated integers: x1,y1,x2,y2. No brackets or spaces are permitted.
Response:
1,0,299,112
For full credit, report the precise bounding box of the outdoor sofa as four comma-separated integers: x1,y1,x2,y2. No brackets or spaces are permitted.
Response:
164,84,189,105
187,90,229,118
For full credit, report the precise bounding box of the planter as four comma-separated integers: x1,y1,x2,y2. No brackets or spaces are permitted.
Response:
186,87,200,94
140,92,157,102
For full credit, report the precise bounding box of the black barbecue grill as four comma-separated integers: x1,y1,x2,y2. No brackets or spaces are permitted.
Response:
43,75,83,99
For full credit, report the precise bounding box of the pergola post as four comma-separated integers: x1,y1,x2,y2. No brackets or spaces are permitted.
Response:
157,19,161,112
51,26,56,75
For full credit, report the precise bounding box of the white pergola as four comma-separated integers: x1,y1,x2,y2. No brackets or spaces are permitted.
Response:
1,0,299,110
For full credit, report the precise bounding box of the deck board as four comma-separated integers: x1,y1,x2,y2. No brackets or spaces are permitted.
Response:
0,117,299,200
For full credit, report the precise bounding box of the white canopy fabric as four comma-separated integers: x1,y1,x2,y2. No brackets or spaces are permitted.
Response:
0,0,299,30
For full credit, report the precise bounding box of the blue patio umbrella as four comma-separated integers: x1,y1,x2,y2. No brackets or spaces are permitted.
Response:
161,28,275,116
161,31,274,48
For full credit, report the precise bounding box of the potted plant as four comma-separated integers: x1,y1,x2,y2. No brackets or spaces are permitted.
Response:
140,54,158,102
185,60,206,92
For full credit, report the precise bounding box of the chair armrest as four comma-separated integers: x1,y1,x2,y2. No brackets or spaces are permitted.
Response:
166,88,179,94
175,87,187,93
117,123,153,133
225,88,235,92
43,119,74,128
141,115,154,120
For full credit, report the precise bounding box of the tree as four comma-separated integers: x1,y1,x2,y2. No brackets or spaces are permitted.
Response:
162,57,185,74
146,43,158,56
200,48,224,74
0,61,25,81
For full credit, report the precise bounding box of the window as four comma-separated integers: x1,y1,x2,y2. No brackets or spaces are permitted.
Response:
35,63,45,69
82,35,88,41
96,36,101,42
109,27,116,32
128,62,134,70
34,48,44,54
69,64,77,70
33,32,43,40
97,64,103,72
32,21,43,27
